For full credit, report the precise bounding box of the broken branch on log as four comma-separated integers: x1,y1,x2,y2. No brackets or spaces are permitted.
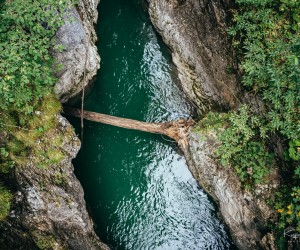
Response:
63,107,194,148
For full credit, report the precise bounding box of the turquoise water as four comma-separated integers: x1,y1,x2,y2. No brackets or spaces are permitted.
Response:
70,0,234,249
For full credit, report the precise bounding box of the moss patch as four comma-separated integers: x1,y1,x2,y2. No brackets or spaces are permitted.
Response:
0,183,12,221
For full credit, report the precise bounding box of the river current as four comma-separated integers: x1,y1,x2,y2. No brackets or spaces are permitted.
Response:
70,0,234,249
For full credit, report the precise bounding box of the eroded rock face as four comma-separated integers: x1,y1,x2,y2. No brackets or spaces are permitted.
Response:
54,0,100,102
0,1,109,249
183,130,279,250
148,1,280,248
149,0,241,114
1,116,108,250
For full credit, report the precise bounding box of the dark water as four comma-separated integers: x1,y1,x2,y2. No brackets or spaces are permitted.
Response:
71,0,234,249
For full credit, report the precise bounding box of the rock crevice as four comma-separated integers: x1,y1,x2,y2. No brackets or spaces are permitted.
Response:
149,0,241,114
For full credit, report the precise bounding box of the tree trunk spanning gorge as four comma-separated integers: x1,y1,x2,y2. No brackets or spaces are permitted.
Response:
64,107,195,149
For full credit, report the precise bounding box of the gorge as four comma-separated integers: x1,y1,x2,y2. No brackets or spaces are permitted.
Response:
1,0,298,249
68,0,235,249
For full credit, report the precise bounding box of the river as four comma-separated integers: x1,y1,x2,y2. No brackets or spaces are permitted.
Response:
70,0,234,249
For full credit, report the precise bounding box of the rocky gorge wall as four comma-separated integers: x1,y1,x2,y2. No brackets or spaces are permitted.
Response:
54,0,101,102
0,0,282,249
149,0,242,114
0,1,109,249
149,0,279,249
183,131,278,249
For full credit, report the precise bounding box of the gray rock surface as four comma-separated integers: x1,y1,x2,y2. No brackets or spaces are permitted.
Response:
183,129,279,249
149,0,241,114
1,1,109,249
1,116,108,250
54,0,100,102
149,1,280,248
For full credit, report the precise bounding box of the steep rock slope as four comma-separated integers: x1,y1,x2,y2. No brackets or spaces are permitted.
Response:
149,0,241,114
1,117,108,250
54,0,100,102
0,1,109,249
149,0,278,249
184,130,278,249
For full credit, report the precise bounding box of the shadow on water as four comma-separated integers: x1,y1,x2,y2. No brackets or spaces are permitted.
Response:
69,0,236,249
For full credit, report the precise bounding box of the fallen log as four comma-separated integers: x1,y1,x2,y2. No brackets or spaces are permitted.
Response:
63,107,194,148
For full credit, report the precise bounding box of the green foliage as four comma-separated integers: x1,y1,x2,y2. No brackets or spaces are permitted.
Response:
222,0,300,236
198,107,274,186
288,140,300,161
33,232,60,250
196,112,229,132
0,183,12,221
0,0,73,114
273,187,300,232
200,0,299,190
228,0,300,142
0,147,14,173
0,95,66,171
0,0,75,173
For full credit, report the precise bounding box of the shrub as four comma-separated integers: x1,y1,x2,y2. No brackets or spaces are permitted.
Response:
224,0,300,236
195,0,300,237
197,107,274,187
0,0,72,113
0,0,74,173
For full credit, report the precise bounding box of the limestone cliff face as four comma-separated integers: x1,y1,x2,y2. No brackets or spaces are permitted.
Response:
149,0,278,249
149,0,241,114
184,130,278,250
54,0,100,102
0,1,109,249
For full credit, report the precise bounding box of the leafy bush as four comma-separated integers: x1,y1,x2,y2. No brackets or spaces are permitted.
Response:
274,187,300,232
197,107,274,187
0,0,75,174
228,0,300,141
223,0,300,236
0,0,72,114
288,140,300,161
195,0,300,237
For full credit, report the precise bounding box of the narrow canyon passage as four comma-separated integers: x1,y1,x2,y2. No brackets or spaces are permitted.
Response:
69,0,234,249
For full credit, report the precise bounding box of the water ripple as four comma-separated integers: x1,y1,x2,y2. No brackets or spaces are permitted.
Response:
72,0,234,249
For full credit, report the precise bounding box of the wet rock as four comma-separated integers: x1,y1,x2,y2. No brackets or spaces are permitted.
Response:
149,0,241,114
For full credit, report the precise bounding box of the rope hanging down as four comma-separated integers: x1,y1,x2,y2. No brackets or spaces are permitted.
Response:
80,42,88,142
